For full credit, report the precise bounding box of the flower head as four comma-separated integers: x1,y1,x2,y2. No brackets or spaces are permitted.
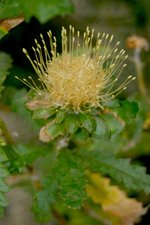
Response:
126,35,149,51
16,26,135,112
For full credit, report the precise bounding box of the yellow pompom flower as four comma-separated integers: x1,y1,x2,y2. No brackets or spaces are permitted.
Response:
16,26,135,112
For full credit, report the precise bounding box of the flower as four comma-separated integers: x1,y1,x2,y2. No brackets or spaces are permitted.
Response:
126,35,149,51
16,26,135,112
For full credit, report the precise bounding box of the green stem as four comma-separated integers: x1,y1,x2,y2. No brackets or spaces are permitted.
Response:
0,118,14,145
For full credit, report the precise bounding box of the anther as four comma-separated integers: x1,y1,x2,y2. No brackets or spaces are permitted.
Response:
106,34,109,39
110,35,114,42
114,48,118,53
128,75,132,79
22,48,27,54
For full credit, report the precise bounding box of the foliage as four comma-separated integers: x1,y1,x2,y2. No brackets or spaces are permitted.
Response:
0,52,12,97
86,173,146,225
0,0,74,23
0,148,9,217
53,150,87,208
81,149,150,194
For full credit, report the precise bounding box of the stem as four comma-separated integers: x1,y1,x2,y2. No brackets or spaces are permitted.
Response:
0,118,14,145
133,48,147,98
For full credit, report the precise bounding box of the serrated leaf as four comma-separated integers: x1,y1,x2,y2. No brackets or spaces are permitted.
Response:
86,173,146,225
32,175,57,221
0,166,9,178
0,193,7,207
65,114,80,135
92,117,110,140
79,114,96,133
0,179,9,193
0,163,9,217
0,52,12,97
53,150,87,208
81,150,150,194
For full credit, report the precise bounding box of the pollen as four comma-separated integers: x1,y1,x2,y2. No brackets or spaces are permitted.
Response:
17,26,135,112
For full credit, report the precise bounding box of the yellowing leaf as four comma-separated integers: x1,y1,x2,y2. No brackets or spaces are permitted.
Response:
0,17,24,31
86,173,147,225
0,17,24,39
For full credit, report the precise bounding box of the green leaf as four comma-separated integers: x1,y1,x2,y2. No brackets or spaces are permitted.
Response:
33,108,56,119
83,150,150,194
18,0,74,23
0,166,9,178
0,193,7,207
102,113,124,139
79,114,96,133
46,123,64,139
55,110,66,123
14,144,48,161
0,0,74,23
0,0,22,20
65,114,80,135
32,176,57,221
0,163,9,217
53,150,87,208
0,52,12,97
0,147,8,162
4,144,51,173
92,117,110,140
0,179,9,193
76,128,89,140
117,100,139,121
